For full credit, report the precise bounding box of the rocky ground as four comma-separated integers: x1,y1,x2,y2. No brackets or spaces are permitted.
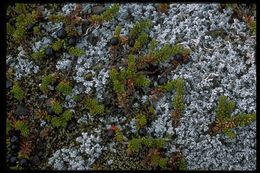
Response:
6,3,256,170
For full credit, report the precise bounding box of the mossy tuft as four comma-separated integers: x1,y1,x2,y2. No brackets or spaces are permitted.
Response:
11,82,24,101
56,80,72,96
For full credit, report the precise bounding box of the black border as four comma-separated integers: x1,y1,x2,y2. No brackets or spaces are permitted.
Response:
1,1,258,172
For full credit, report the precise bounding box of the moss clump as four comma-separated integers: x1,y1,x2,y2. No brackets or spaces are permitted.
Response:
110,68,125,95
11,4,39,43
223,129,236,139
51,39,64,52
210,95,256,139
6,120,13,135
126,54,136,78
132,32,148,52
135,74,150,88
172,94,184,119
128,138,141,154
72,95,80,101
11,82,24,101
12,22,27,43
40,74,55,94
84,97,105,116
64,25,77,37
51,116,66,128
177,155,187,170
130,136,167,149
171,44,190,57
51,110,73,128
150,153,160,168
109,54,151,108
136,113,147,129
248,20,256,34
68,46,85,57
148,38,158,54
158,157,169,169
61,110,73,121
110,54,150,96
148,106,156,115
113,25,122,39
146,149,169,169
137,42,190,69
155,43,172,63
114,127,124,142
56,81,72,96
159,80,175,92
141,136,153,148
48,14,65,22
6,22,15,36
153,138,166,149
31,48,45,60
127,57,136,78
215,95,235,122
126,136,169,169
15,120,29,137
129,19,152,39
172,78,185,127
33,26,40,36
233,113,256,127
174,78,184,93
90,4,120,24
15,3,27,14
51,100,62,115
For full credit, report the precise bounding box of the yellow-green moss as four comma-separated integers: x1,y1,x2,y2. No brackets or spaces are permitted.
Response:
15,120,29,137
11,82,24,101
68,47,85,57
129,19,152,39
84,97,105,116
51,100,63,115
136,113,147,129
128,138,141,153
56,81,72,96
113,25,122,39
90,4,120,24
40,74,55,94
51,39,64,51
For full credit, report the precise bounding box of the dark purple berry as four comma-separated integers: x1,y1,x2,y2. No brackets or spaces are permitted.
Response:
139,128,147,136
57,28,66,39
158,76,167,85
68,36,77,45
27,24,34,32
10,135,19,144
47,106,54,115
45,47,54,56
174,54,183,62
11,144,20,152
107,129,115,138
128,38,135,47
9,156,18,166
223,66,227,72
66,118,76,131
20,159,29,167
110,37,119,46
